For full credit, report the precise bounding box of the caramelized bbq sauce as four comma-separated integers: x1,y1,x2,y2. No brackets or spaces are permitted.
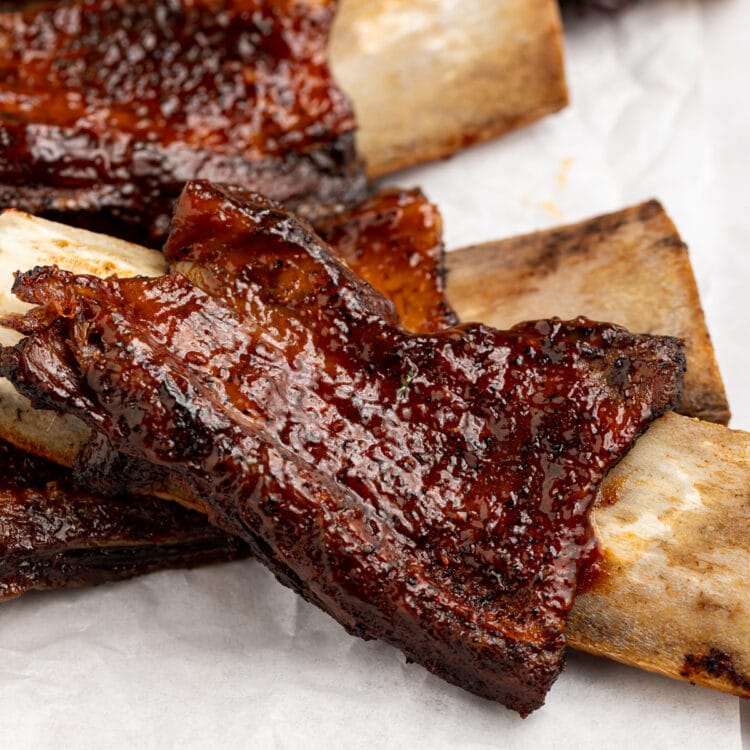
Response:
166,184,663,606
0,0,366,242
315,188,458,333
0,186,454,602
0,181,685,714
0,437,249,600
220,184,458,334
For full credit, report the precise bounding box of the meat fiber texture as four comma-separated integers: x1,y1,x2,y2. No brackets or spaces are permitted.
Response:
0,437,251,601
0,1,748,747
0,187,452,603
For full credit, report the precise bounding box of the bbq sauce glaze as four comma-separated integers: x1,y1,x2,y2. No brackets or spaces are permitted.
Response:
0,0,366,241
316,187,458,333
0,438,249,601
0,186,454,603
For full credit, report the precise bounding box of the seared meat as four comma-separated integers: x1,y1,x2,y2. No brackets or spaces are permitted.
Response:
0,182,685,714
316,188,457,333
0,187,452,599
213,184,457,333
0,0,366,244
0,437,249,601
215,184,458,333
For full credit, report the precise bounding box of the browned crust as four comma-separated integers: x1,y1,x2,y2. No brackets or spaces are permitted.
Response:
0,436,250,602
0,0,567,221
0,0,367,243
446,201,730,424
0,184,688,715
330,0,568,177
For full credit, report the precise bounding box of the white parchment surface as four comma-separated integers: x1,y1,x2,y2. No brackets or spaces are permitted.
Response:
1,1,748,747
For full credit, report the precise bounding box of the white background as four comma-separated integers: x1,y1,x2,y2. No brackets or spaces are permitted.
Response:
1,1,748,747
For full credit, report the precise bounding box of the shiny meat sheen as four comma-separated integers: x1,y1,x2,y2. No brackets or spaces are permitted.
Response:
0,438,250,601
0,186,454,602
0,183,686,714
316,187,457,332
0,0,366,242
214,184,458,333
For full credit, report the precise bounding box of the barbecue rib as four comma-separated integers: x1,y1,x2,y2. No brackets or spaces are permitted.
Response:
0,0,366,244
0,187,450,602
0,199,724,470
0,202,743,700
0,0,567,241
0,437,249,601
0,181,684,714
0,201,743,700
0,186,455,464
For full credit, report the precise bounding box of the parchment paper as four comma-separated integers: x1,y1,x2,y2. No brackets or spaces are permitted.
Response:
1,1,747,747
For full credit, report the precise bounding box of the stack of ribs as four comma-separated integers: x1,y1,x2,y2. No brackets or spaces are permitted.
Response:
0,436,250,600
0,0,747,720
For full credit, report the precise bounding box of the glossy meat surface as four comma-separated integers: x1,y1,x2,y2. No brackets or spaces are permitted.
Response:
316,188,457,332
0,182,685,714
0,0,366,242
0,186,453,603
212,185,457,333
0,438,250,601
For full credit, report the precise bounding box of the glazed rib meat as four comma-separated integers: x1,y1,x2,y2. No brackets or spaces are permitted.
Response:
315,187,457,333
0,437,250,602
0,0,366,243
0,182,685,714
0,187,453,601
216,185,457,334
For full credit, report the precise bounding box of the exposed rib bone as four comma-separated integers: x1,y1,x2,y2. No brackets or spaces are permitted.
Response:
330,0,567,176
